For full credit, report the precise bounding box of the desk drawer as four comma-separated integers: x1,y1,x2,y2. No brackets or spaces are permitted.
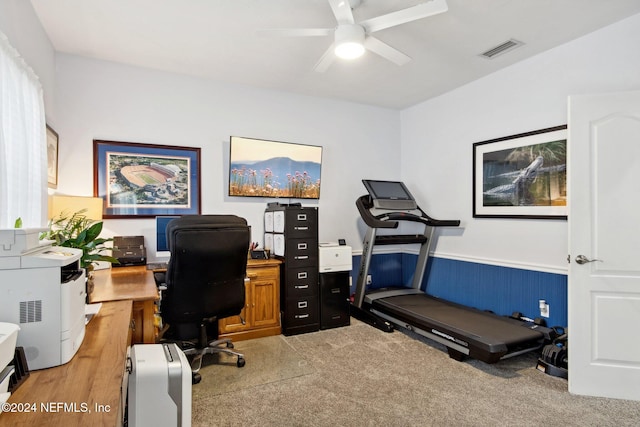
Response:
284,268,318,298
284,208,317,239
283,296,319,328
285,238,318,268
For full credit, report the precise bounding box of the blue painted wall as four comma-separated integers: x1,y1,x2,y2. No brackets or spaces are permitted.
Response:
350,253,567,328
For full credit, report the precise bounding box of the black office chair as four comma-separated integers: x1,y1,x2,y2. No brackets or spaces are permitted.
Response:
159,215,250,382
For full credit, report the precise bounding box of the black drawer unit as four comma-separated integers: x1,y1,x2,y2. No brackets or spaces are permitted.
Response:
320,271,351,329
283,295,320,330
287,267,319,298
285,238,319,269
265,203,319,335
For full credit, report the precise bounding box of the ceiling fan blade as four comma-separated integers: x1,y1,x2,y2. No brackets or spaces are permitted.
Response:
256,28,333,37
328,0,355,24
314,43,337,72
364,36,411,66
361,0,448,33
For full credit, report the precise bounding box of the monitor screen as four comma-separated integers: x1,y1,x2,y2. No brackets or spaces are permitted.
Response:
362,180,415,201
362,180,417,210
156,216,180,252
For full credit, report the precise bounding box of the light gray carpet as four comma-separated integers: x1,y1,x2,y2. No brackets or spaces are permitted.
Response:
192,334,315,397
192,319,640,426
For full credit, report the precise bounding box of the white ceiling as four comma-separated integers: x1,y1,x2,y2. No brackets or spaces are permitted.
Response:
29,0,640,109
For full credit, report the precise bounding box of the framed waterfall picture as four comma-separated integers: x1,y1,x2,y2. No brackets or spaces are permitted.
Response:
472,125,567,219
93,140,201,218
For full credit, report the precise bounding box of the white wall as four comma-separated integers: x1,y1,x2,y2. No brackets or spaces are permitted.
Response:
0,0,56,121
5,1,640,271
54,54,401,260
400,13,640,274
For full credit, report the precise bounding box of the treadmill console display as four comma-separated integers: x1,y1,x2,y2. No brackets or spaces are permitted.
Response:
362,180,418,210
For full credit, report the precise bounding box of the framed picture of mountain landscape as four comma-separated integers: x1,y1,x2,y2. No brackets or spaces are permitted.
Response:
229,136,322,199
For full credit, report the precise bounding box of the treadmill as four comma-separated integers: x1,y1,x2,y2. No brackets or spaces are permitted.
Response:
352,179,550,363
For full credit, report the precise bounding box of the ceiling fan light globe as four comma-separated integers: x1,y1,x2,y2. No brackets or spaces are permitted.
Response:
334,23,365,60
335,42,365,59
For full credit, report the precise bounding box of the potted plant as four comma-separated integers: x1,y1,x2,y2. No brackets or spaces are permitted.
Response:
41,209,119,278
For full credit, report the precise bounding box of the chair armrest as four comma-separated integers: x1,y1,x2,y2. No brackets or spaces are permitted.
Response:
153,271,167,288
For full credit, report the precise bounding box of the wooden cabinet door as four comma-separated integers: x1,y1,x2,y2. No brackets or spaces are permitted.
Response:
219,278,252,334
218,259,282,340
131,302,144,344
131,299,157,344
251,266,280,329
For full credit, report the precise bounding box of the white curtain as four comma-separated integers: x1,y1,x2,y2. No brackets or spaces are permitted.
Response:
0,31,47,229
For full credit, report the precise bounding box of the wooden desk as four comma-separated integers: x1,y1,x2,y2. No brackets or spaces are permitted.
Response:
90,266,159,344
2,300,132,427
148,258,283,341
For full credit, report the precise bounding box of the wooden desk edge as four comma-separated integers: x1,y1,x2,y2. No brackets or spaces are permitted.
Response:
2,300,132,427
90,266,158,303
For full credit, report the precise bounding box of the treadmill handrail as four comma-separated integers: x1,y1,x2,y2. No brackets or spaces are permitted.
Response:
356,195,460,229
356,195,398,229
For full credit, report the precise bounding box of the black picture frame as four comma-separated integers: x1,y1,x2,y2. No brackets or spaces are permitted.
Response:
472,125,567,219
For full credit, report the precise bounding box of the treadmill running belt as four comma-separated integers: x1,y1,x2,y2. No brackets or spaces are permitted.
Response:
372,294,544,361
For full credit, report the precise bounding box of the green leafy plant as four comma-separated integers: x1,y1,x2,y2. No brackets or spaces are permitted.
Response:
41,209,119,270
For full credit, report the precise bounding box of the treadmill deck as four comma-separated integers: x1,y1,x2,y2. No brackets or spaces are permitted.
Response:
371,292,544,362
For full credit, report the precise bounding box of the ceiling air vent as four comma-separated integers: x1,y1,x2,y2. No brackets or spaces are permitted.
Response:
480,39,524,59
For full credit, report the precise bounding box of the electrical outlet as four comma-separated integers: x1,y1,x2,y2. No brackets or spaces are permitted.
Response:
539,299,550,318
366,275,372,285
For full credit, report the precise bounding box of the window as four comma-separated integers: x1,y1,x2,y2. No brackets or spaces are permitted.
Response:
0,32,47,228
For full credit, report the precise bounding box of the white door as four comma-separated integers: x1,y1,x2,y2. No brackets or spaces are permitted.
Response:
568,89,640,401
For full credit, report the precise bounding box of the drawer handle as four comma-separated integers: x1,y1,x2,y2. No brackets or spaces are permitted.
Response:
297,214,307,221
297,272,308,279
298,301,308,309
295,284,309,289
294,226,309,231
295,314,310,319
297,243,307,250
295,255,309,260
331,288,340,294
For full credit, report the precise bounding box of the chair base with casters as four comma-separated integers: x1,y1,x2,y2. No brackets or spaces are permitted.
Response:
162,318,246,384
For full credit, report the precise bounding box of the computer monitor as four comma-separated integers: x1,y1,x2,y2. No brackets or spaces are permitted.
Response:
155,216,179,258
362,179,417,210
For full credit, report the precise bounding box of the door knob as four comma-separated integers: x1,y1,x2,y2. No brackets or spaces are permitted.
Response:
575,254,601,264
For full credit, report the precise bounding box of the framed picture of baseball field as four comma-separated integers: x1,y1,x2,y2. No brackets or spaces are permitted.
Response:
93,140,201,218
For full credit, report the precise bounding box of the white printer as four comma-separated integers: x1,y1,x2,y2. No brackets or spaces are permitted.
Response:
0,322,19,405
0,228,86,370
319,243,352,273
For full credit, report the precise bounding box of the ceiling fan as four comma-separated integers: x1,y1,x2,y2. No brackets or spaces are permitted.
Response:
262,0,448,72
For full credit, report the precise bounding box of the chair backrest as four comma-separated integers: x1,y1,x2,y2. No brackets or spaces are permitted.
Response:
162,215,250,324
